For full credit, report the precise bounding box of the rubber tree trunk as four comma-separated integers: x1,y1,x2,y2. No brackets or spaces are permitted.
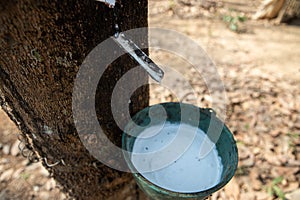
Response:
0,0,149,199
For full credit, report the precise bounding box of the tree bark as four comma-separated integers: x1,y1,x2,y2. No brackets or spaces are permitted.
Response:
276,0,300,23
0,0,149,199
253,0,300,23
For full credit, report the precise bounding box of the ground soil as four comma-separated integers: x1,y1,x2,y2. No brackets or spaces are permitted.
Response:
0,0,299,199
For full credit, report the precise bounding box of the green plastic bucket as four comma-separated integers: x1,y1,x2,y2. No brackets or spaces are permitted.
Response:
122,102,238,200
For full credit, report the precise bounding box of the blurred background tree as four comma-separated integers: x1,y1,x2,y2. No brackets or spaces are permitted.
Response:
252,0,300,23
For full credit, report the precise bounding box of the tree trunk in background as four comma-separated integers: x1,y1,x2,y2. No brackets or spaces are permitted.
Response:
275,0,300,23
253,0,300,23
0,0,149,199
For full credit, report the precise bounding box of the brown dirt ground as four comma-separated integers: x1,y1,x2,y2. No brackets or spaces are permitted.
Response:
0,0,299,199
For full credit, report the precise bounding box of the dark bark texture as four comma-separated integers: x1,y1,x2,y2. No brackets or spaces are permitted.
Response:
0,0,149,199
